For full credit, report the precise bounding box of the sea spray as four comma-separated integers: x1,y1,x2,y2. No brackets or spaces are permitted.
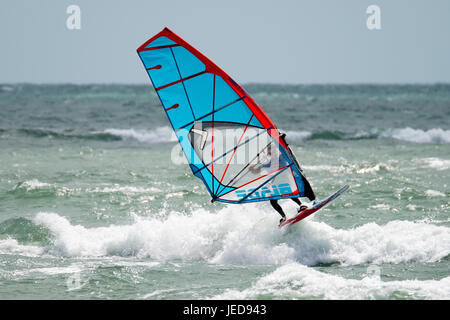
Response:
213,263,450,300
31,209,450,266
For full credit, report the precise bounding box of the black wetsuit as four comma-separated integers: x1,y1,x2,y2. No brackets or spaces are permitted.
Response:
270,198,302,219
270,133,315,220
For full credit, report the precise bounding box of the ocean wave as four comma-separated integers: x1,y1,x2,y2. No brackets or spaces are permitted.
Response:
420,157,450,171
9,180,166,201
9,127,177,143
283,127,450,144
89,185,162,194
5,126,449,144
283,130,312,142
16,128,122,141
302,162,392,175
424,189,446,197
27,207,450,267
0,238,44,257
13,179,52,191
213,263,450,300
0,85,14,92
0,217,51,244
379,127,450,144
10,179,62,198
102,127,177,143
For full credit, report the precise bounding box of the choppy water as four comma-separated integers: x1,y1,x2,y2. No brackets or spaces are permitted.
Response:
0,83,449,299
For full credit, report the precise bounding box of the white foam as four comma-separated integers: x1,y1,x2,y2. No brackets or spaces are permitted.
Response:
32,208,450,267
103,127,177,143
425,189,446,197
356,163,392,174
213,263,450,300
0,238,44,257
141,289,177,299
27,265,84,276
303,163,391,175
350,128,380,139
303,165,346,173
284,130,312,142
14,179,52,191
380,127,450,144
90,185,161,194
114,261,160,268
369,204,390,210
421,157,450,171
1,85,14,92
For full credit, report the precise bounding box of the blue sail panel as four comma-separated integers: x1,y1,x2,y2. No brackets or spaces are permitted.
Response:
140,49,180,89
183,73,214,119
172,46,206,78
144,36,177,48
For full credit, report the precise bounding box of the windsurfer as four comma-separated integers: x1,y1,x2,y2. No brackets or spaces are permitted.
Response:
248,142,307,226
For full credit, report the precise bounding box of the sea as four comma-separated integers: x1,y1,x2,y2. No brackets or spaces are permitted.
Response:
0,83,449,299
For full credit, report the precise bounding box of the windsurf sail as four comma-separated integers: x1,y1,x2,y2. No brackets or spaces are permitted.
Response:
137,28,315,203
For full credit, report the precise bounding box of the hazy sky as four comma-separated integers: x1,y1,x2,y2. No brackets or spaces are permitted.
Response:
1,0,449,84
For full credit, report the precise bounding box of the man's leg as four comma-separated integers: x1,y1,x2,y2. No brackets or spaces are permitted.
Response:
270,200,285,219
291,198,302,206
292,197,308,212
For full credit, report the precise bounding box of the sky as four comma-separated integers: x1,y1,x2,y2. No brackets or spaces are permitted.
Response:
0,0,449,84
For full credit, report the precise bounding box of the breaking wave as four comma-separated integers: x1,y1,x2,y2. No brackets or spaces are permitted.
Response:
0,207,445,267
4,126,449,144
213,263,450,300
379,127,450,144
102,127,177,143
6,127,176,144
282,127,450,144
